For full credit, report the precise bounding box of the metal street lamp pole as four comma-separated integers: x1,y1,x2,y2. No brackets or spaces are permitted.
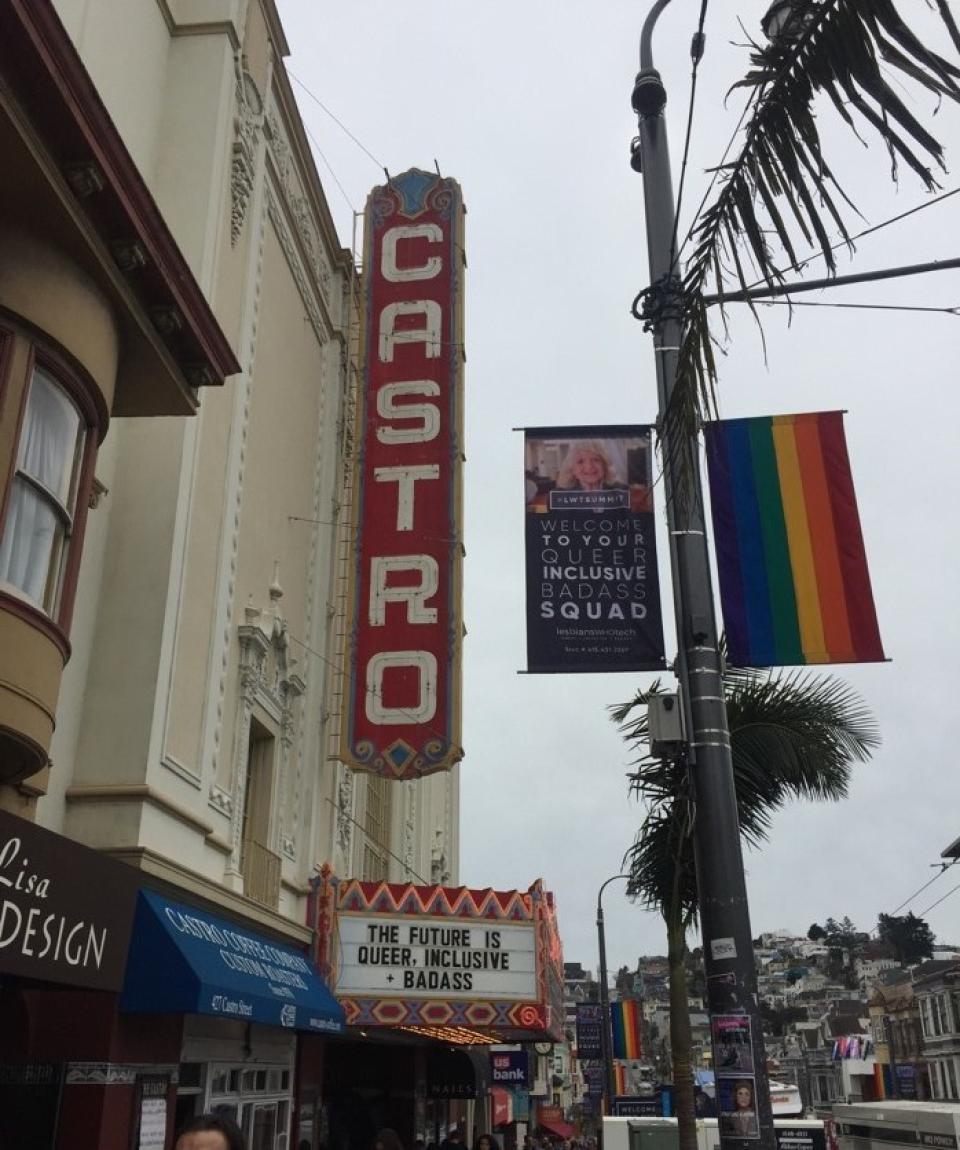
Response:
597,874,630,1116
631,4,774,1148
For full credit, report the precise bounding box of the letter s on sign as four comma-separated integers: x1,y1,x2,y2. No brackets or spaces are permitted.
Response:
381,224,443,283
365,652,437,724
376,381,441,445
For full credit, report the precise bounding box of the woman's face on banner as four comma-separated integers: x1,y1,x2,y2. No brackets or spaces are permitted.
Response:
735,1085,752,1110
573,449,605,489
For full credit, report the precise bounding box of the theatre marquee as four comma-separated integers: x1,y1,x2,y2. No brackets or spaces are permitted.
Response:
310,868,563,1041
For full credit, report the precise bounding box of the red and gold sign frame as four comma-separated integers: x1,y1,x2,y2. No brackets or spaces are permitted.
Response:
340,169,465,780
310,867,563,1042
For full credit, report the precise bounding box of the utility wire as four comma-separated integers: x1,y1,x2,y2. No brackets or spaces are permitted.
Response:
746,187,960,291
675,90,758,265
890,860,958,917
918,880,960,919
668,0,710,273
754,299,960,316
300,122,357,214
287,69,384,171
323,796,429,884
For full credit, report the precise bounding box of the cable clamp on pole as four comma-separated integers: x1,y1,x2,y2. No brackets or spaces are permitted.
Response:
631,273,688,331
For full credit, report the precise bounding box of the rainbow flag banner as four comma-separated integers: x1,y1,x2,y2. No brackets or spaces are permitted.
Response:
610,999,643,1060
704,412,884,668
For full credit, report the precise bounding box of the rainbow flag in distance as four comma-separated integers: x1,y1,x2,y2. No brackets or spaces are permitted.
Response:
704,412,884,667
610,999,643,1060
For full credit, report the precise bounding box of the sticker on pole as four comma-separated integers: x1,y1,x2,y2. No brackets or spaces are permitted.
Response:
710,936,737,960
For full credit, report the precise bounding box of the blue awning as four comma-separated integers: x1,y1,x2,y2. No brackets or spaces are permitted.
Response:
120,891,344,1035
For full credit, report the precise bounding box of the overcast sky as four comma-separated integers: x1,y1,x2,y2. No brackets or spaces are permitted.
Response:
278,1,960,977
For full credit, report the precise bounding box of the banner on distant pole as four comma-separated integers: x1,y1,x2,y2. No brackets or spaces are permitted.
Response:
704,411,884,668
575,1003,604,1060
610,999,643,1059
523,426,665,673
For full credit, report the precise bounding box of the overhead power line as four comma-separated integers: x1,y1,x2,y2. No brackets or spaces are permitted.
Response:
919,880,960,919
747,186,960,290
300,122,357,214
754,299,959,316
287,68,384,171
889,859,958,917
704,256,960,305
668,0,710,272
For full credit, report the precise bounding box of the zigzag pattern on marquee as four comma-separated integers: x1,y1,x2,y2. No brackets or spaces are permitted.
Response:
341,997,550,1032
336,879,535,921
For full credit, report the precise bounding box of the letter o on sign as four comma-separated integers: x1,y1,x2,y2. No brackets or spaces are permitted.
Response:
365,651,438,724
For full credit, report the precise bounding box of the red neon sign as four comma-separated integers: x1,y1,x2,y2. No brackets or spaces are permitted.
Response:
341,170,464,779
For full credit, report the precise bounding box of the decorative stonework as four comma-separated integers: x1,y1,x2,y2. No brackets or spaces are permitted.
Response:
222,575,305,871
335,764,354,856
232,65,263,245
289,343,334,860
264,101,338,326
207,177,267,792
65,1063,179,1086
430,828,448,886
265,183,326,343
209,785,233,816
402,780,416,879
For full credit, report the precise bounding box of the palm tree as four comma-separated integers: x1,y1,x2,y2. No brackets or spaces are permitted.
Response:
610,667,879,1150
657,0,960,480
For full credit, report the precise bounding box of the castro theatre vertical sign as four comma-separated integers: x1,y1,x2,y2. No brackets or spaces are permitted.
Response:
342,169,465,779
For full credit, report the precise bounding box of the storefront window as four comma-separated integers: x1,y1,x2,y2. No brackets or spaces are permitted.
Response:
0,363,86,616
206,1061,292,1150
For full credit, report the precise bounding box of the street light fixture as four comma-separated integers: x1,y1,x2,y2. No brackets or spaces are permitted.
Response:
761,0,817,43
632,2,775,1147
597,874,630,1116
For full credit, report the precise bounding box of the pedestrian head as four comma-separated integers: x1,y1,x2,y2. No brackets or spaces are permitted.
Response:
175,1113,245,1150
476,1135,500,1150
375,1129,405,1150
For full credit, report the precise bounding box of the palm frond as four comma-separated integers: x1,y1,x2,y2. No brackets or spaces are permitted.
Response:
662,0,960,485
613,664,879,921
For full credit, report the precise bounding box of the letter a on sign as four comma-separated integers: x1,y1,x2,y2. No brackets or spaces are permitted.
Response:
340,169,465,779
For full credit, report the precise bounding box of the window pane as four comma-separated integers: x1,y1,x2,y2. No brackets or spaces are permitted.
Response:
18,367,82,508
245,1102,278,1150
0,477,63,606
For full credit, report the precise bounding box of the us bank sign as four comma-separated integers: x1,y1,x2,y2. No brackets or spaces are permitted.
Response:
340,168,465,780
310,868,564,1041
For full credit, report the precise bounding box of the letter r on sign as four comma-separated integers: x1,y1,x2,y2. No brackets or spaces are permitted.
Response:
369,556,438,625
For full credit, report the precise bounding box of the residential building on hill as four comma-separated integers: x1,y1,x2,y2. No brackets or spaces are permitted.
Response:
914,961,960,1100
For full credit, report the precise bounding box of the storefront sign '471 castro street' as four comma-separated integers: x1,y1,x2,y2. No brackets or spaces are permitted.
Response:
341,170,465,780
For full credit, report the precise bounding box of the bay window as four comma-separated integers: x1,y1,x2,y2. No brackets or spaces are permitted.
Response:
0,353,93,626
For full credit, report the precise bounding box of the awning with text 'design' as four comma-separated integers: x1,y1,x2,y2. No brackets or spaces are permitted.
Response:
120,891,344,1034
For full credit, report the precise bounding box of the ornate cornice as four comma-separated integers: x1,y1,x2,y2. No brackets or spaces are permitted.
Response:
263,96,341,337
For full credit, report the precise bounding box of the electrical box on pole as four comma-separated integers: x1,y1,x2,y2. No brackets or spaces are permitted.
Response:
647,694,683,757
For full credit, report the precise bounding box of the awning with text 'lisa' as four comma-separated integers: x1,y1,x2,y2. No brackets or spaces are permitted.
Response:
120,891,344,1034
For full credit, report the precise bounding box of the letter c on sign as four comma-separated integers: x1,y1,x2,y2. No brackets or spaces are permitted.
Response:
365,651,437,724
381,224,443,283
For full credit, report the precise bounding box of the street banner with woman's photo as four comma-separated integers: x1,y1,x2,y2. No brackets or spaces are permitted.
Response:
718,1076,760,1139
523,425,665,673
